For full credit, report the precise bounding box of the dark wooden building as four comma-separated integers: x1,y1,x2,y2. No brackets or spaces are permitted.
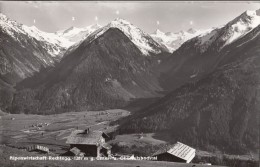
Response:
153,142,195,163
65,129,111,157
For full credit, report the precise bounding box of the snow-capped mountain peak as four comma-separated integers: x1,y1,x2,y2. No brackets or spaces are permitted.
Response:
224,10,260,45
151,28,210,52
62,26,83,34
22,25,73,48
108,18,139,30
56,24,102,43
0,13,73,58
229,10,260,28
0,13,8,20
109,18,166,55
154,29,165,36
193,9,260,53
88,23,102,30
82,18,165,55
84,23,102,34
245,10,259,18
0,13,75,80
187,28,197,34
111,18,131,24
58,26,85,37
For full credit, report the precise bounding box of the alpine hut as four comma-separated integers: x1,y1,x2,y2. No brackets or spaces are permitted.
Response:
65,128,111,157
153,142,196,163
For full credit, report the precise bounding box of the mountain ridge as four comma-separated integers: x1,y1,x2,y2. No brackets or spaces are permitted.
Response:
12,27,165,114
157,9,260,91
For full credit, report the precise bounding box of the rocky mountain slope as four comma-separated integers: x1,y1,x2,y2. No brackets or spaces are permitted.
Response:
0,13,73,84
0,13,74,111
119,11,260,154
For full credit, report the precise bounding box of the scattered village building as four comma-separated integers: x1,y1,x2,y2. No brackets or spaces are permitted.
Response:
153,142,196,163
65,128,111,157
27,145,50,154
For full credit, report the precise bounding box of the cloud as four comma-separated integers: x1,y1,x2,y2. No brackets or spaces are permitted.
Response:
116,10,119,15
156,21,160,25
95,16,98,21
72,17,75,21
190,21,193,25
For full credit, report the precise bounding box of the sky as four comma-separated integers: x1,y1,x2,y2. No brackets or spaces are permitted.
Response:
0,1,259,33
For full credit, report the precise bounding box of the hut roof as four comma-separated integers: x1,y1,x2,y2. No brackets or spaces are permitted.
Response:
66,130,108,145
153,142,195,161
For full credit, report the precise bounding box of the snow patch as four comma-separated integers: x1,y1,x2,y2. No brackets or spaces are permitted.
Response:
132,81,137,86
190,69,200,78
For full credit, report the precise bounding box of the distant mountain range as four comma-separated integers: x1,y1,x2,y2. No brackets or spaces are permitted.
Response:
150,28,211,52
55,24,102,44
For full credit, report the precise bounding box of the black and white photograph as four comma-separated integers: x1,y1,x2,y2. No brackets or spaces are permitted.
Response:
0,1,259,167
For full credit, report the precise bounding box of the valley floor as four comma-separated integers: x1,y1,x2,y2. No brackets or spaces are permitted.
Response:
0,109,130,154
